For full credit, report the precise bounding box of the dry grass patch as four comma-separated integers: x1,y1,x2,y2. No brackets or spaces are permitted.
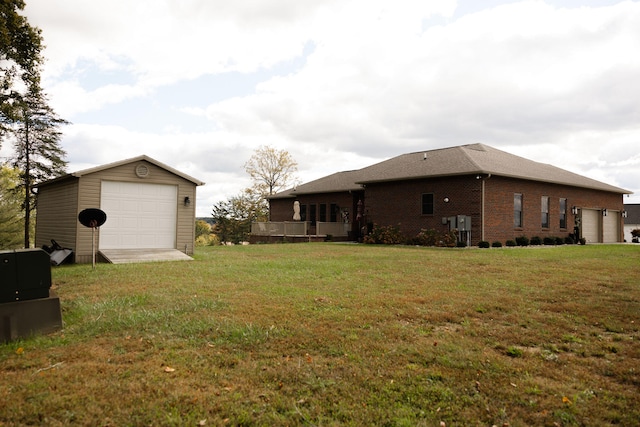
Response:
1,243,639,426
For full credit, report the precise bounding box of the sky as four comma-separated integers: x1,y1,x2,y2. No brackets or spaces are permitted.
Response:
3,0,639,216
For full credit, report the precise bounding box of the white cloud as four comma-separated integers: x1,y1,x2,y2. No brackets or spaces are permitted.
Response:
18,0,640,215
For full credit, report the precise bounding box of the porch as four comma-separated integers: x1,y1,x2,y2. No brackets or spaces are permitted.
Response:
249,221,353,243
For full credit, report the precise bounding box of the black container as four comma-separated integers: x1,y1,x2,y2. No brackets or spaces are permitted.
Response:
0,249,52,303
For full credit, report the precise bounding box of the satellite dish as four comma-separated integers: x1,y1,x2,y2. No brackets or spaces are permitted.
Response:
78,208,107,228
78,208,107,270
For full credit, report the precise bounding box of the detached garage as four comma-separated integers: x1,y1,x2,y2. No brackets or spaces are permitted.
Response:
35,155,205,264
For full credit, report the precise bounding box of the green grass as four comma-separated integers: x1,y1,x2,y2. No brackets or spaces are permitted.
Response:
1,243,639,426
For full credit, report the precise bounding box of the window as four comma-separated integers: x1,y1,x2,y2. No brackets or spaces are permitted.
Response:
309,204,317,223
541,196,549,228
559,198,567,229
514,193,523,228
319,204,326,222
330,203,338,222
421,193,434,215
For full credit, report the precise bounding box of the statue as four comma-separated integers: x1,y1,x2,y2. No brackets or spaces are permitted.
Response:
293,201,301,221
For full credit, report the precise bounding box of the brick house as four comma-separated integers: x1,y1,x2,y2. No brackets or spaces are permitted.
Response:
267,144,631,245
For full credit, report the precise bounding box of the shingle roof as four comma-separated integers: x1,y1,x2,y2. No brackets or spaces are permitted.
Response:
269,170,365,199
271,143,631,198
36,155,205,187
357,143,630,193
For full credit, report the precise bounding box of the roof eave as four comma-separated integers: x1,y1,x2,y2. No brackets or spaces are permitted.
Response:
269,186,364,199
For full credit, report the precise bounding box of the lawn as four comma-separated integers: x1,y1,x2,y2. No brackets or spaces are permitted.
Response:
1,243,639,426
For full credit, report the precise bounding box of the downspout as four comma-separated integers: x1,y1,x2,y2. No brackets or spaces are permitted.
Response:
481,174,491,242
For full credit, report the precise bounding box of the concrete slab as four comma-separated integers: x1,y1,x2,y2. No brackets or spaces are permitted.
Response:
99,249,193,264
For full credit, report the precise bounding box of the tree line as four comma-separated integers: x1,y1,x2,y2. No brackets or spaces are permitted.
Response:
1,0,68,249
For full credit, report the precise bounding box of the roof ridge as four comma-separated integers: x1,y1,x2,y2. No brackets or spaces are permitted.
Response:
458,144,484,172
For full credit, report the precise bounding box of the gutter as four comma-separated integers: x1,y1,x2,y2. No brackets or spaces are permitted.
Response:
480,174,491,241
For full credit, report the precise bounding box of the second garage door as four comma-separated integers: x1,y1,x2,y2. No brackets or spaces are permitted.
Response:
603,212,620,243
99,181,178,250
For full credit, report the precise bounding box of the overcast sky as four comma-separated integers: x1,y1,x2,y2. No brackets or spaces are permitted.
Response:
5,0,639,216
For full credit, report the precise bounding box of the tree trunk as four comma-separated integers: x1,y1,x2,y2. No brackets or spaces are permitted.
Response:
23,119,30,248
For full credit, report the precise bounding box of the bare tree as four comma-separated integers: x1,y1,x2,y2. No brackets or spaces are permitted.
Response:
244,145,298,196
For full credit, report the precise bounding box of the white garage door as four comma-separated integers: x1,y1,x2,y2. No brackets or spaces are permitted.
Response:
581,209,600,244
99,181,178,249
603,212,620,243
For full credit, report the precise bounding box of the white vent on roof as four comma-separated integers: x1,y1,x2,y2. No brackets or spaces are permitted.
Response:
423,153,427,160
135,163,150,178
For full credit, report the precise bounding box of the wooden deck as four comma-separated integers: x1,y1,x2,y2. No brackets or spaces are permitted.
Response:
98,249,193,264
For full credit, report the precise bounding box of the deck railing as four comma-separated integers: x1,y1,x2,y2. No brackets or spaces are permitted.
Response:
251,221,349,237
316,222,350,236
251,221,308,236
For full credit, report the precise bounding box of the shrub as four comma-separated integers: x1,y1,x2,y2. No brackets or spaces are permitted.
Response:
456,240,467,248
363,224,406,245
196,234,220,246
543,236,556,245
564,235,575,245
440,230,459,247
555,236,565,245
478,241,490,248
631,229,640,238
515,236,529,246
579,237,587,245
413,229,458,247
530,236,542,245
491,241,503,248
505,240,517,247
414,228,438,246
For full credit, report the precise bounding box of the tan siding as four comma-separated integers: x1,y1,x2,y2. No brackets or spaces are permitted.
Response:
177,184,197,254
36,159,201,263
75,160,197,259
35,179,79,252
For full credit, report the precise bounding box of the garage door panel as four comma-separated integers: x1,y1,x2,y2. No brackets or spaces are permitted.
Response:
603,214,619,243
581,209,599,244
100,181,177,250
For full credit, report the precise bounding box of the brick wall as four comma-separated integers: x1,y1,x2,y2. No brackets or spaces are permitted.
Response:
366,175,624,245
484,177,623,244
365,175,481,241
269,175,624,245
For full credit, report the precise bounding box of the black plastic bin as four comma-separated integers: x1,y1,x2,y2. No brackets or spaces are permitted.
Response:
0,249,52,303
